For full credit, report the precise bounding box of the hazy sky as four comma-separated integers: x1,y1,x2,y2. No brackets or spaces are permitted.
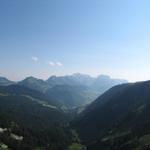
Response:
1,0,150,82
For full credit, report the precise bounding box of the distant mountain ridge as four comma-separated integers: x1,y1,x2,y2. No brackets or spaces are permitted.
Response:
46,73,95,87
0,77,15,86
0,74,127,108
19,76,51,92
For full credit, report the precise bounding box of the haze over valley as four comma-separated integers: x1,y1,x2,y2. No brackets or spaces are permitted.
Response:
1,0,150,150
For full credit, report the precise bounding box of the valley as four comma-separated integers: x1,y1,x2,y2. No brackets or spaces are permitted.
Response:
0,75,150,150
1,0,150,149
0,74,127,150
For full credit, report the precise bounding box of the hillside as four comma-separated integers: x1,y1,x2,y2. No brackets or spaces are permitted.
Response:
0,85,73,150
73,81,150,150
45,85,98,109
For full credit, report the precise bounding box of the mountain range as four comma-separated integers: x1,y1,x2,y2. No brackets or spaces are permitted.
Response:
1,74,150,150
0,73,127,149
0,74,127,109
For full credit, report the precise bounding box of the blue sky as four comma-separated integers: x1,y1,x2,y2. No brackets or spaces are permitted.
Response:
0,0,150,81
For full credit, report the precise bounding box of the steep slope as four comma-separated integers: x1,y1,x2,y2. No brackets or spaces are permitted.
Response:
92,75,127,94
46,85,98,109
73,81,150,150
0,85,72,150
0,77,14,86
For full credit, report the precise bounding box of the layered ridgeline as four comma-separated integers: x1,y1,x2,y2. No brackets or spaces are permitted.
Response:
73,81,150,150
0,77,15,86
2,73,127,109
0,85,76,150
